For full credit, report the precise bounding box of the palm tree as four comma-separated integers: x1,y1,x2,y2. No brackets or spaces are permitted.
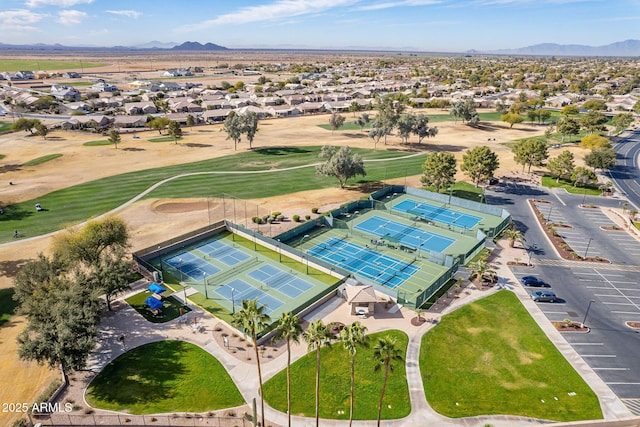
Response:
373,336,403,427
303,320,333,427
468,260,497,284
272,312,302,427
232,299,271,427
339,322,369,427
504,228,525,248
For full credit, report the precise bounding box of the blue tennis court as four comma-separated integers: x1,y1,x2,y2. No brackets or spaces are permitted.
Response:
163,252,221,281
354,215,455,253
248,265,313,298
392,199,481,230
215,279,284,314
308,237,419,289
197,240,251,266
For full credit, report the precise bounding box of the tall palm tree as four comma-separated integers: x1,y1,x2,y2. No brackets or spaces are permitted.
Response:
373,336,403,427
504,228,525,248
232,299,271,427
303,319,333,427
339,322,368,427
468,260,497,284
272,312,302,427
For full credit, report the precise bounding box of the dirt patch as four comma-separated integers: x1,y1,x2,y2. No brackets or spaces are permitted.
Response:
153,200,208,214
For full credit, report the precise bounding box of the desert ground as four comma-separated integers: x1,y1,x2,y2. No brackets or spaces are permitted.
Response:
0,106,582,425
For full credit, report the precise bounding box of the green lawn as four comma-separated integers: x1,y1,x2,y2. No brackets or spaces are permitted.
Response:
0,288,18,327
541,176,601,195
23,154,63,166
264,329,410,420
0,147,425,243
0,60,106,72
125,291,191,323
149,136,183,143
86,340,244,414
0,122,11,133
421,291,602,422
83,140,112,146
422,181,484,202
0,153,5,160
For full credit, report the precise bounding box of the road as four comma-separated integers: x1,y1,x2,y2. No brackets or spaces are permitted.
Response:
611,129,640,210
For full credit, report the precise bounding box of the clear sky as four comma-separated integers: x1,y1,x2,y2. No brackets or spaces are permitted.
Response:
1,0,639,52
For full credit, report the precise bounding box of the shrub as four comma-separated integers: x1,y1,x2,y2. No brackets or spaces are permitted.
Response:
272,211,281,216
305,214,311,220
252,216,261,224
276,214,285,221
311,207,319,214
293,214,300,222
267,217,274,224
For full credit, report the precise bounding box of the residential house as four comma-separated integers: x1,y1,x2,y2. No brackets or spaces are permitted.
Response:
90,82,118,93
62,71,81,79
202,109,231,123
50,84,81,101
266,105,300,118
113,115,148,128
124,101,157,115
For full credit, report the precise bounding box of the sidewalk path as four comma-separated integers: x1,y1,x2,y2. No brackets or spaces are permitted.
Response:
58,240,635,426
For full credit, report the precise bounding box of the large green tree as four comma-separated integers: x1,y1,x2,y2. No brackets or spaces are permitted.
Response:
612,113,634,133
512,138,549,173
420,152,456,193
501,113,525,128
571,166,597,187
547,150,575,182
580,134,611,150
108,129,121,149
304,320,333,427
272,312,302,427
11,118,40,134
222,112,243,150
585,147,616,172
580,110,608,134
243,112,259,149
375,95,404,144
412,113,438,144
315,145,366,188
168,120,182,144
232,299,271,427
373,336,403,427
148,117,170,134
329,112,346,133
556,116,580,142
339,322,368,427
450,98,479,126
356,113,371,133
14,256,102,384
461,146,499,187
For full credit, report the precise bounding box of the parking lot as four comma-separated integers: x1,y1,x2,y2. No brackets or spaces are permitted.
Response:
512,264,640,412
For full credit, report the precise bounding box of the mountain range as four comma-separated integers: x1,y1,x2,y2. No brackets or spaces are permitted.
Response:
486,39,640,57
0,40,638,56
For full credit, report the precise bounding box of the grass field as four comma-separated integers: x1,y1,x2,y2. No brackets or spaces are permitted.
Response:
541,176,601,195
263,329,410,420
0,60,107,72
149,136,183,143
0,122,11,133
421,291,602,422
0,147,425,243
85,340,245,414
83,140,112,146
22,154,63,166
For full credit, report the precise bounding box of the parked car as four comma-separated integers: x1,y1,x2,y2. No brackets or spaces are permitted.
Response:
488,177,499,185
530,291,557,303
520,276,549,287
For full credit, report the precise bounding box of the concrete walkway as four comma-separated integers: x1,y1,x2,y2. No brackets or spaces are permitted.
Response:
58,240,636,427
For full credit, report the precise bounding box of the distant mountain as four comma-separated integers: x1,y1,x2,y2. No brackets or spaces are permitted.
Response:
490,40,640,57
135,40,177,49
171,41,228,51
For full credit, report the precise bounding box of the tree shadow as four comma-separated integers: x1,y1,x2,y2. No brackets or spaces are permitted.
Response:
0,164,23,173
0,258,31,278
0,204,34,221
122,147,145,152
0,287,19,327
254,147,313,155
184,143,213,148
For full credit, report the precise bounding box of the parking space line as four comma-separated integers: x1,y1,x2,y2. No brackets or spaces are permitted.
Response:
593,368,630,371
581,354,617,357
602,302,638,306
611,311,640,315
570,343,604,345
607,382,640,385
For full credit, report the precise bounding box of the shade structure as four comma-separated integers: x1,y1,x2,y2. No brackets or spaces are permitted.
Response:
148,283,166,294
145,296,164,310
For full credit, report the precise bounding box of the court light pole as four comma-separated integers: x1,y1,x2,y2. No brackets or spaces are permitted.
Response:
447,187,453,205
583,238,593,259
277,239,282,263
582,300,595,326
231,287,236,314
203,272,208,299
527,244,537,266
